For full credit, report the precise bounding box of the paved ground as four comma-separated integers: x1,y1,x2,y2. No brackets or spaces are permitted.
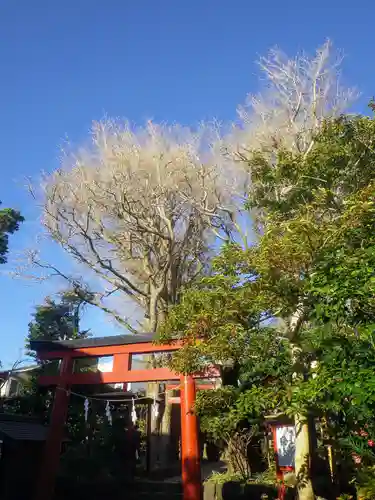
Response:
163,460,227,483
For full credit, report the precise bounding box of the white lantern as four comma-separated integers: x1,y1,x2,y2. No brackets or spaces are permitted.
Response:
105,401,112,426
84,398,89,423
131,398,137,425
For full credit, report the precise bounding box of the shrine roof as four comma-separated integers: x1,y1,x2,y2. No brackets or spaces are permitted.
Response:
0,414,47,441
30,333,155,352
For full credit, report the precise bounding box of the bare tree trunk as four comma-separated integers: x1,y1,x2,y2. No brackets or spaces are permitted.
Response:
295,414,314,500
290,309,314,500
225,431,252,481
160,393,173,464
147,383,172,470
148,382,161,469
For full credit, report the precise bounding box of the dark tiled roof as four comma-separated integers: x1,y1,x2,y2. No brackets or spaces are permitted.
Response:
0,414,48,441
30,333,155,352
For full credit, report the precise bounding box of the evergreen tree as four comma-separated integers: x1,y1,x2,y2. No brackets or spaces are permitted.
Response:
26,290,90,356
159,112,375,498
0,201,23,264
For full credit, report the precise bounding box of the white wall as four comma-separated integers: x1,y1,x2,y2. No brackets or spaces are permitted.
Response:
0,378,20,398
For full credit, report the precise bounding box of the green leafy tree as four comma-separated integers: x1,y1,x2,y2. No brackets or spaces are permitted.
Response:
3,292,93,465
159,112,375,498
232,112,375,498
26,290,90,356
2,291,91,419
0,201,23,374
0,201,23,264
158,248,294,475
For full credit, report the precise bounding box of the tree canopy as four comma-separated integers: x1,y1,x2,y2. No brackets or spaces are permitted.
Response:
26,290,90,356
0,201,23,264
31,122,247,333
158,110,375,498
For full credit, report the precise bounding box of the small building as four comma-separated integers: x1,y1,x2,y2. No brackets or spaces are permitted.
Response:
0,364,39,399
0,413,48,500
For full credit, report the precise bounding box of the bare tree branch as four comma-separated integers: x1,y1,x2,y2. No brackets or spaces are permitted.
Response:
235,40,357,158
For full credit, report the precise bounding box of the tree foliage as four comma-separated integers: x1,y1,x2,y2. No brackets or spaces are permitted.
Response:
0,201,24,264
26,290,90,356
159,106,375,496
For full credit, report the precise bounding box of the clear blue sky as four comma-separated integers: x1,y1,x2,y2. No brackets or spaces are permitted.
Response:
0,0,373,367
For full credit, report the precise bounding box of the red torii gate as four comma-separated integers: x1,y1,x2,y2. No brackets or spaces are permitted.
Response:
31,334,218,500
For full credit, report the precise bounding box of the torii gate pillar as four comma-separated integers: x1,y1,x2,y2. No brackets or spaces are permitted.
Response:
36,355,72,500
180,375,202,500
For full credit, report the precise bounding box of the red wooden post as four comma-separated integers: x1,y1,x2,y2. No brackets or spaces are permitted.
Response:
180,375,202,500
35,355,73,500
180,377,187,487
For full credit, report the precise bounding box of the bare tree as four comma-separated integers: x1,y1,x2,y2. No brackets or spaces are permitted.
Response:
234,40,356,160
30,121,247,333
